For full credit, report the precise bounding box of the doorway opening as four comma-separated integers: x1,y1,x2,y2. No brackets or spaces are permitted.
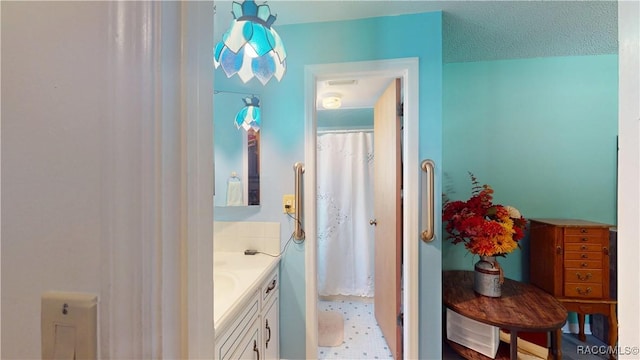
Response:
303,58,420,360
315,77,395,358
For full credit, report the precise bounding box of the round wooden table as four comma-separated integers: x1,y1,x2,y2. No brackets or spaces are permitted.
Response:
443,270,568,360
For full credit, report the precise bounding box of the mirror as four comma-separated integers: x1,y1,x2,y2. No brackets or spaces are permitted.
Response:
214,91,261,207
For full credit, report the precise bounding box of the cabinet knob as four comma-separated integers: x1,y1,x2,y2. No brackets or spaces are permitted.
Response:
580,228,588,234
581,237,589,242
556,246,562,255
603,247,609,256
581,262,588,268
581,253,589,259
581,245,588,250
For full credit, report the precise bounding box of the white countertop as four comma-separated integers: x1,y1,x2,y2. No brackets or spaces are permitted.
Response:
214,251,280,332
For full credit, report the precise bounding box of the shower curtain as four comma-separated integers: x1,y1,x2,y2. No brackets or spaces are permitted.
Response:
317,131,375,297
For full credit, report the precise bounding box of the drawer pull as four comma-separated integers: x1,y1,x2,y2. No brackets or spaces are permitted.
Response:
603,247,609,256
580,228,588,234
581,237,588,242
581,254,588,259
254,340,260,360
581,245,588,250
265,319,271,349
576,272,592,281
556,246,562,255
581,262,588,268
576,287,592,295
265,279,277,294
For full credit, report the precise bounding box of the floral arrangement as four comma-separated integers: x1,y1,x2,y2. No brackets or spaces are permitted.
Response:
443,173,527,257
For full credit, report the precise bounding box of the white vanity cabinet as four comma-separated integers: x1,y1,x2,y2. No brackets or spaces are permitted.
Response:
215,268,279,360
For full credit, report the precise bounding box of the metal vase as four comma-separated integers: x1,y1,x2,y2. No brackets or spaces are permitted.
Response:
473,256,502,297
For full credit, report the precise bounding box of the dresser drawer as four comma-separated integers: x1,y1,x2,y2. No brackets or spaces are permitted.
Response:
565,243,603,252
565,251,603,261
565,227,608,237
565,259,602,269
564,234,605,244
565,283,603,298
564,269,603,283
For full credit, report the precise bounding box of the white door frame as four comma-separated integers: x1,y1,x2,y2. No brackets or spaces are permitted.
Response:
183,1,215,358
303,58,420,359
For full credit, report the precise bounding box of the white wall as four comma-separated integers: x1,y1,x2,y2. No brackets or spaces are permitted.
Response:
1,2,212,359
1,3,107,358
618,1,640,356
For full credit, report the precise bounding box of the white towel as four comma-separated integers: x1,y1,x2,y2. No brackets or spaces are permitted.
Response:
226,179,243,206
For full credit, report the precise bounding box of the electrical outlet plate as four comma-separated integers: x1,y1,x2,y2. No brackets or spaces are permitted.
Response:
283,194,295,214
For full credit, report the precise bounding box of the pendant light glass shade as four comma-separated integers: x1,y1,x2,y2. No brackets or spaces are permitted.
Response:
214,0,287,85
235,96,261,132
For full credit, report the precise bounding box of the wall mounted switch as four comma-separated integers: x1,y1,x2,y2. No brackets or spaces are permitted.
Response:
283,194,295,214
41,291,97,360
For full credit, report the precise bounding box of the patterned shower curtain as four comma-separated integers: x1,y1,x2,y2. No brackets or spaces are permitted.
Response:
317,131,375,297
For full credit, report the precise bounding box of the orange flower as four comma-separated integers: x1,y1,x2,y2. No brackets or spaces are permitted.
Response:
443,173,527,257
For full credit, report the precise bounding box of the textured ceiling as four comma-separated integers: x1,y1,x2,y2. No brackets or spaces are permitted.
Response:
440,1,618,63
214,0,618,63
213,0,618,109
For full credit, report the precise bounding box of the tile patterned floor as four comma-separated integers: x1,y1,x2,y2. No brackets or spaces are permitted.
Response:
318,299,393,359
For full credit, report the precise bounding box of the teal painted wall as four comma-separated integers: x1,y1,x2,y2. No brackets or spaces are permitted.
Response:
214,11,443,359
442,55,618,282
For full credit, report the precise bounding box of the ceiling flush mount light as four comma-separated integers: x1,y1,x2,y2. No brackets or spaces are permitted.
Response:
214,0,287,85
322,93,342,109
235,96,261,132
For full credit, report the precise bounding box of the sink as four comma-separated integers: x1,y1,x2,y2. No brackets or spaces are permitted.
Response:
214,272,236,293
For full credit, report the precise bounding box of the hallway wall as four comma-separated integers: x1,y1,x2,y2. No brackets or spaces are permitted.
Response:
1,4,108,358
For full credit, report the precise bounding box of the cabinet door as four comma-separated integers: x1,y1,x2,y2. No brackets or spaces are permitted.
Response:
229,317,261,360
263,296,279,360
216,292,260,359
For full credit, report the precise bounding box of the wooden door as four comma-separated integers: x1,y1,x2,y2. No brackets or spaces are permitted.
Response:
373,78,402,359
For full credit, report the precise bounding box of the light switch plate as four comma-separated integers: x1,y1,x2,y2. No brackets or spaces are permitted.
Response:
41,292,97,359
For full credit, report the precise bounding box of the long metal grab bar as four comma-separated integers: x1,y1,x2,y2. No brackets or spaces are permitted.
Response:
421,159,435,242
293,162,305,240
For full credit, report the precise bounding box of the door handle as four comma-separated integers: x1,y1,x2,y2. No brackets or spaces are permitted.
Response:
293,162,305,240
265,279,276,294
421,159,435,242
369,219,377,226
265,319,271,349
253,340,260,360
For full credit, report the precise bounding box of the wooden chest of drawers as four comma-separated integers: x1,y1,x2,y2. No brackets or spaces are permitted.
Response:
529,219,618,359
529,219,612,300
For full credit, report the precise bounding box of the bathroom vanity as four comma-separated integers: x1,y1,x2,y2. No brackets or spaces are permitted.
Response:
214,252,280,360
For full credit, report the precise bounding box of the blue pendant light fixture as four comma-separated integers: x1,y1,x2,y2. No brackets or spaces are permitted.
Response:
214,0,287,85
235,96,261,132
